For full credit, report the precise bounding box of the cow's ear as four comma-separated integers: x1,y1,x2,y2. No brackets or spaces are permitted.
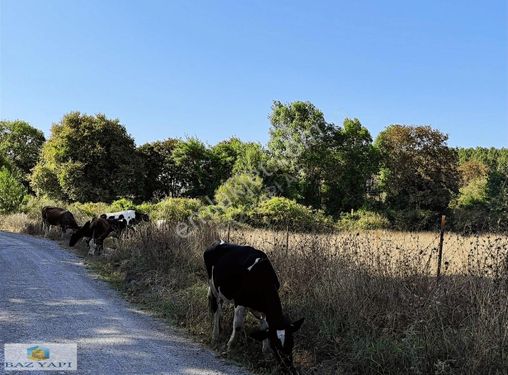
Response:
290,318,304,332
250,329,269,341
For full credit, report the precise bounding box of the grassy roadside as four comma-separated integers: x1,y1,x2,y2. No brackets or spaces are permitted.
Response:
77,243,280,375
1,213,507,374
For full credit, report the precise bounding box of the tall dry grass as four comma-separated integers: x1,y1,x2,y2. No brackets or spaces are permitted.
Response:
1,213,507,374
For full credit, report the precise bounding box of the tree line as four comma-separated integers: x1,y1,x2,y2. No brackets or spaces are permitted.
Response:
1,101,506,231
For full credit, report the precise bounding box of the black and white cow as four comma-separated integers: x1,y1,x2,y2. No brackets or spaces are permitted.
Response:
69,217,116,255
204,241,304,371
100,210,149,226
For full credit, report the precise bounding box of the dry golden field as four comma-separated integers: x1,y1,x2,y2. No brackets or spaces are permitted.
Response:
1,214,507,374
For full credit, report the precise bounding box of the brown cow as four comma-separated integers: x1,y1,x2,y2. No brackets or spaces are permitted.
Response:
41,206,79,237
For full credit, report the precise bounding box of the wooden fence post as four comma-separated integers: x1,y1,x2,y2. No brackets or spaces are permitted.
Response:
227,221,231,242
285,222,290,256
437,215,446,280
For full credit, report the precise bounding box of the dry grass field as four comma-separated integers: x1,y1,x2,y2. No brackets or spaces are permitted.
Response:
1,214,507,374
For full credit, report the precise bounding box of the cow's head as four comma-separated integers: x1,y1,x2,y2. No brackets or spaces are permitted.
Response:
251,317,304,371
69,221,91,247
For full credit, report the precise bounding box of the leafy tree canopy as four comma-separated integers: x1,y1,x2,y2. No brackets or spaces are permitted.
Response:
138,139,180,200
375,125,459,212
31,112,143,202
0,120,45,186
0,167,27,213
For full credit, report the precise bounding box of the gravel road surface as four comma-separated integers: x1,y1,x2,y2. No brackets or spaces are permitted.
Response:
0,231,250,375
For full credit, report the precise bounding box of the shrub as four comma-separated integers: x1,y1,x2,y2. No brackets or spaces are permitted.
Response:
110,198,137,212
23,195,66,219
215,173,265,212
70,202,111,217
254,197,333,231
388,209,438,231
338,210,391,230
0,167,27,214
152,198,204,222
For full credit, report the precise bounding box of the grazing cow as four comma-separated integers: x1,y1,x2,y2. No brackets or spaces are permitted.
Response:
41,206,79,237
69,217,115,255
204,241,304,372
100,210,149,226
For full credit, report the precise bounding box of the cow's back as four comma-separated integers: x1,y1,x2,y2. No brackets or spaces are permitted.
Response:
204,242,280,309
42,206,66,225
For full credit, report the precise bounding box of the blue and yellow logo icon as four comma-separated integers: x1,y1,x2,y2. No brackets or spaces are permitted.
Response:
27,345,50,361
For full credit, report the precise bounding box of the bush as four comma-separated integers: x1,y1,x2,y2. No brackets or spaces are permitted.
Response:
0,167,27,214
110,198,137,212
388,209,438,231
254,197,333,231
151,198,204,222
23,195,66,219
338,210,391,230
70,202,111,217
215,173,265,212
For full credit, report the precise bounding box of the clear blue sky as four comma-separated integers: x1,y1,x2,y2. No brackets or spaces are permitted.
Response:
1,0,507,147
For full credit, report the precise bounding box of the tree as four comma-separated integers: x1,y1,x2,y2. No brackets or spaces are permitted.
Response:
30,112,143,202
457,160,489,186
211,138,244,183
232,142,269,175
375,125,459,212
322,118,379,214
172,138,220,198
268,101,338,208
268,101,378,215
138,139,180,200
0,167,26,213
0,120,45,187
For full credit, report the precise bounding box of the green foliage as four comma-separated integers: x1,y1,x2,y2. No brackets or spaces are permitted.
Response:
254,196,333,230
0,152,12,170
375,125,459,212
110,198,137,212
338,210,391,230
137,139,180,200
211,138,244,182
232,142,269,175
268,100,337,207
172,138,220,198
30,112,143,202
454,177,488,208
70,202,111,217
0,167,27,213
268,102,378,215
387,209,437,231
322,118,379,214
151,198,204,221
0,120,45,187
22,195,65,219
215,173,265,210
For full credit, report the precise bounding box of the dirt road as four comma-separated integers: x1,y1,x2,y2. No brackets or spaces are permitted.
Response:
0,231,249,375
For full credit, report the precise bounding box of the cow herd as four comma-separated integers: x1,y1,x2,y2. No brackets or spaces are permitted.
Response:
41,206,148,255
40,206,303,372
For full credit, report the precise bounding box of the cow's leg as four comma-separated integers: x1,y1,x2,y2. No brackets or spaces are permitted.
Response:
88,239,96,256
94,239,103,256
259,316,270,354
61,226,66,239
212,298,221,342
208,286,217,316
227,305,246,351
